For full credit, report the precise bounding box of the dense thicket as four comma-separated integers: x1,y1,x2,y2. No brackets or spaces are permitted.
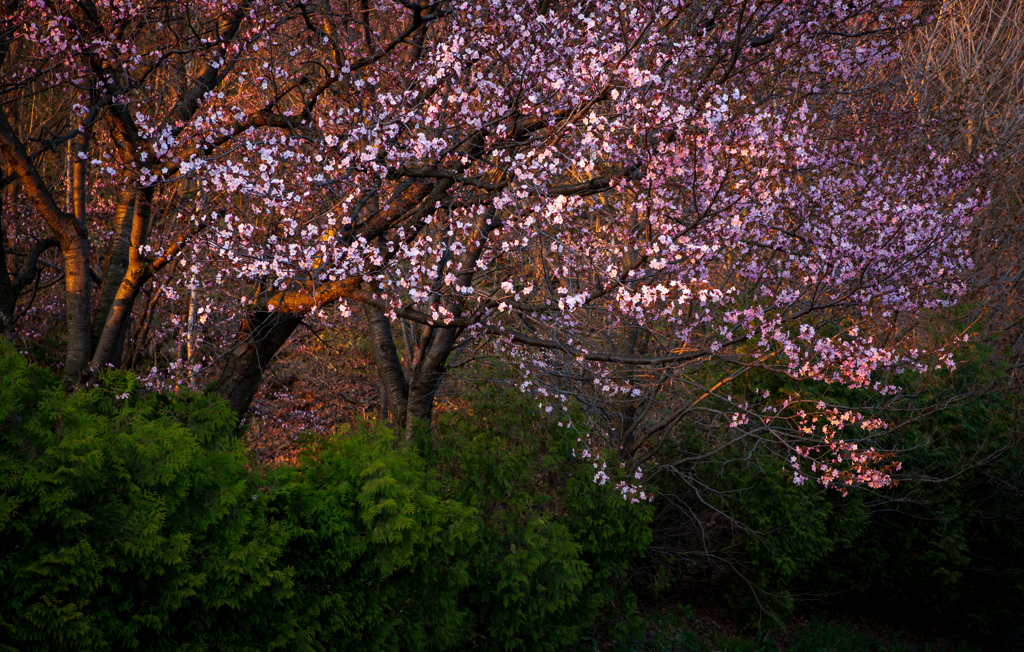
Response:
0,344,650,651
4,343,1023,649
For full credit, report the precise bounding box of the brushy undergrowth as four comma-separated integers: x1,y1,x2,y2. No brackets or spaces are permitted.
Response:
640,346,1024,641
3,338,1020,651
0,343,652,651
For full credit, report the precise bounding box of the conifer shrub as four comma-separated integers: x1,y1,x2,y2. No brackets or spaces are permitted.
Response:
0,345,477,651
0,343,292,650
0,346,654,651
427,385,654,651
259,421,479,651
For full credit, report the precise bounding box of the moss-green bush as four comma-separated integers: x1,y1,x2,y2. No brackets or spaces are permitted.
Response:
260,421,479,652
428,385,654,650
0,345,653,651
0,346,477,651
0,344,292,650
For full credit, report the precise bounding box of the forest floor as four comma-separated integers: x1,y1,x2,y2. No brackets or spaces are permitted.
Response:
241,315,381,466
615,598,997,652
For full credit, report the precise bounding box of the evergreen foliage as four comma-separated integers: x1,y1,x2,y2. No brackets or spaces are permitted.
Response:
428,386,653,650
0,345,653,650
0,341,292,651
259,422,479,651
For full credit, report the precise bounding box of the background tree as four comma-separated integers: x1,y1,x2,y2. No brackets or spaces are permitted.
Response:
901,0,1024,375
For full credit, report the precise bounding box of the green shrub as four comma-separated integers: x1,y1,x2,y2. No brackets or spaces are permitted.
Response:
261,421,479,652
428,385,654,651
0,345,477,651
0,345,654,651
0,343,292,650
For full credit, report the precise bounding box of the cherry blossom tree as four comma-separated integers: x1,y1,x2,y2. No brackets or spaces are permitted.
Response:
1,0,984,491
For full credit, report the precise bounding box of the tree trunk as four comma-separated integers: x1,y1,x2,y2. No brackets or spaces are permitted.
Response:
403,321,458,440
90,188,153,370
364,303,409,428
364,305,459,438
60,232,93,384
0,108,92,386
91,187,135,346
214,310,302,415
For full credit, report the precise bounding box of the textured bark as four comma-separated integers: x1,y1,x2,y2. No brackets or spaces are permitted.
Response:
90,187,135,347
59,235,92,383
364,304,409,428
363,304,458,437
404,323,457,439
90,188,152,370
214,310,303,415
71,122,90,227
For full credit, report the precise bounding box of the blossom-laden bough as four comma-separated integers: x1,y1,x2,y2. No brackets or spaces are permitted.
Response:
1,0,985,495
